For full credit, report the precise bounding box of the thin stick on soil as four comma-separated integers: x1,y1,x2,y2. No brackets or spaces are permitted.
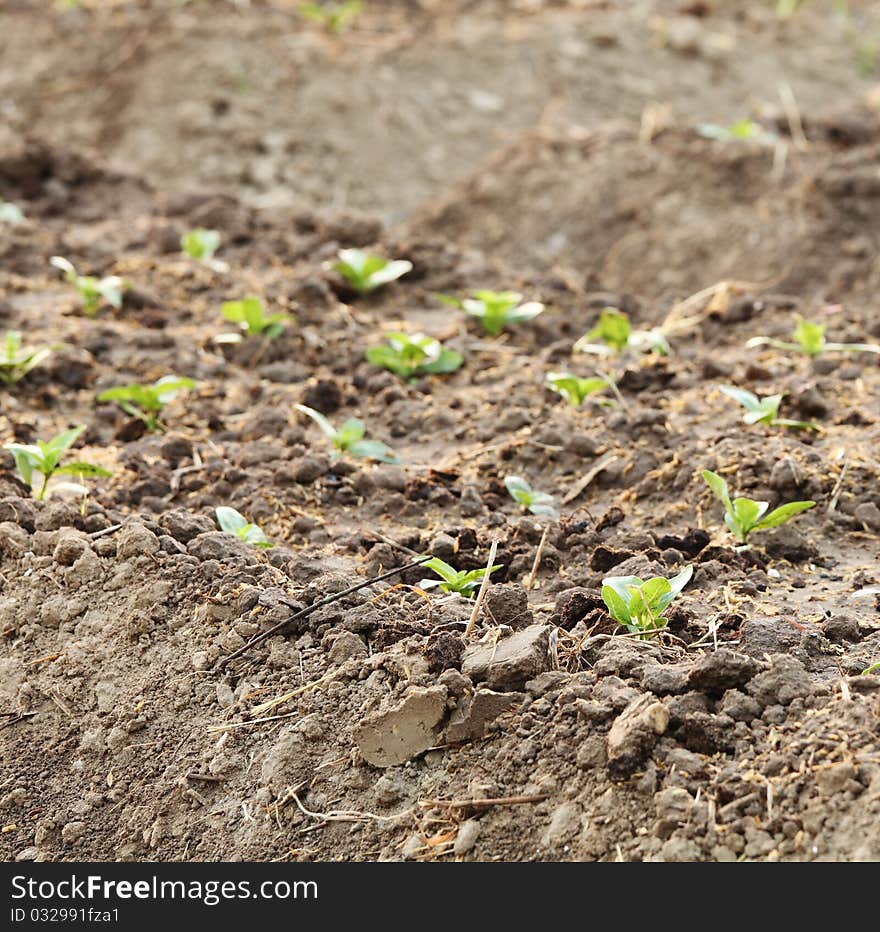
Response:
419,794,549,810
465,539,498,638
524,525,549,592
215,555,431,669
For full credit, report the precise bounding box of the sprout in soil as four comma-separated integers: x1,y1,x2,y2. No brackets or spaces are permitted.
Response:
98,376,196,433
0,201,24,225
504,475,558,517
1,331,52,387
747,315,880,357
718,384,818,431
863,662,880,676
219,295,292,342
602,565,693,638
215,506,272,548
574,307,668,357
419,557,503,599
299,0,362,32
295,403,398,463
702,469,815,544
545,371,610,407
435,290,544,336
697,119,776,144
4,426,111,501
50,256,128,317
181,228,221,262
331,249,412,295
365,332,463,380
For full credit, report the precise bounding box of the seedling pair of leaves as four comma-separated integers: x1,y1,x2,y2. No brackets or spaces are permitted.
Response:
295,404,397,463
719,385,818,431
366,332,462,380
420,557,503,598
435,290,544,336
747,316,880,357
299,1,362,33
216,506,272,548
181,229,221,261
50,256,128,316
574,308,668,357
545,372,611,407
697,119,776,145
332,249,412,295
504,476,558,517
219,296,292,341
602,565,693,638
98,376,196,433
702,469,815,544
1,331,52,386
4,426,111,501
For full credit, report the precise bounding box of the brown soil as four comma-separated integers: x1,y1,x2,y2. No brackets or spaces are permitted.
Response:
1,0,880,863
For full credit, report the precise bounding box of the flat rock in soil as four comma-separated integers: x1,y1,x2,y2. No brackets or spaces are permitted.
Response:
685,649,759,695
747,655,813,707
461,625,553,691
354,685,448,768
606,694,670,777
443,688,523,744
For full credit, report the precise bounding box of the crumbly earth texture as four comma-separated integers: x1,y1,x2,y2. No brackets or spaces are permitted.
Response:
1,0,880,863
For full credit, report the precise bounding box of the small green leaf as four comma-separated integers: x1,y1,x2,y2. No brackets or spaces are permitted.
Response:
753,500,816,531
216,506,248,533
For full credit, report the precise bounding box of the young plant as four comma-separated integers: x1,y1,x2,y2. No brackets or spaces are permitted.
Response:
331,249,412,295
219,296,292,341
574,307,668,356
420,557,503,599
181,228,221,262
215,506,272,548
702,469,815,544
0,201,24,225
504,475,558,517
0,331,52,387
718,385,817,431
366,332,463,380
4,426,111,501
299,0,362,32
747,316,880,356
602,565,693,638
435,290,544,336
697,119,775,144
97,376,196,432
545,371,610,407
295,403,397,463
50,256,128,316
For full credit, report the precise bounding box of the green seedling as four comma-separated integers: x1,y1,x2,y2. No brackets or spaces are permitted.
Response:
50,256,128,316
366,332,463,380
98,376,196,432
574,307,668,356
181,228,221,262
545,371,610,407
295,403,397,463
504,475,558,517
219,296,292,341
602,565,693,638
215,506,272,548
863,662,880,676
747,315,880,357
697,119,775,144
435,290,544,336
702,469,815,544
331,249,412,295
1,331,52,387
0,202,24,225
4,426,111,501
419,557,503,599
299,0,362,32
718,384,818,431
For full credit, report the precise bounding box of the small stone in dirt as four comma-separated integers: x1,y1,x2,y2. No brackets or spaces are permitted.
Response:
854,501,880,533
747,655,812,707
52,531,90,566
484,584,533,630
428,532,457,562
443,688,523,743
821,614,861,643
769,457,804,495
454,819,481,856
328,631,368,664
679,711,735,754
606,694,669,778
461,625,552,691
549,588,605,630
116,522,159,559
35,501,81,532
525,670,569,697
739,618,802,658
187,532,258,564
160,510,214,543
760,525,817,564
719,688,762,722
686,649,758,695
641,663,689,695
354,685,448,768
290,454,328,484
374,773,408,808
61,821,87,845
